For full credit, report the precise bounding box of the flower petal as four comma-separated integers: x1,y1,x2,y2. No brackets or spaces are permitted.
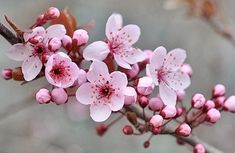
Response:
117,24,140,46
23,26,45,42
110,71,128,90
163,71,191,90
163,48,186,71
109,95,124,111
87,60,110,83
90,104,112,122
151,46,167,70
159,81,177,106
76,83,93,105
22,56,42,81
83,41,110,61
105,13,123,40
44,24,66,42
7,43,33,61
146,64,159,86
114,54,131,69
123,48,145,64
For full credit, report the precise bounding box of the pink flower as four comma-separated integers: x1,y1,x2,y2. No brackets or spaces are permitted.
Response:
7,24,66,81
76,60,128,122
45,52,79,88
146,46,191,106
83,14,145,69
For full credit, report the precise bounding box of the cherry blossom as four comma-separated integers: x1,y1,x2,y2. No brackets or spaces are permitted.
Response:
76,60,128,122
45,52,79,88
83,13,145,69
7,24,66,81
146,46,191,106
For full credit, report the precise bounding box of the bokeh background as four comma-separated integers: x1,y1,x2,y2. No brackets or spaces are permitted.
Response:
0,0,235,153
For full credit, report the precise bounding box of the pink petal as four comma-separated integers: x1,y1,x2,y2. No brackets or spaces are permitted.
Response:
146,64,159,86
87,60,110,83
105,13,123,40
117,24,140,46
7,43,33,61
163,71,191,90
123,48,145,64
44,24,66,42
23,27,45,42
110,71,128,90
151,46,167,70
114,54,131,69
76,83,93,105
109,95,124,111
159,81,177,106
22,56,42,81
83,41,110,61
163,48,186,71
90,104,112,122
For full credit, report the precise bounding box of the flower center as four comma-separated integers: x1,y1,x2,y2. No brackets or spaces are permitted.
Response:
53,68,62,75
97,81,114,100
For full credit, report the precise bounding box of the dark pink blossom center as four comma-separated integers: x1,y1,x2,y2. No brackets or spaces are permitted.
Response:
50,60,72,83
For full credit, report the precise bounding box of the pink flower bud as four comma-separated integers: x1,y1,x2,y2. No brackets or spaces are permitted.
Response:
143,141,150,148
194,144,206,153
36,88,51,104
62,35,72,51
72,29,89,46
1,68,12,80
76,69,87,86
175,107,184,117
150,115,163,127
45,7,60,20
177,90,186,102
192,93,206,109
28,35,44,44
204,100,215,111
139,96,149,108
160,105,177,119
51,88,68,105
142,50,153,64
206,108,221,123
137,77,154,95
48,37,62,51
214,96,225,108
175,123,191,137
96,124,108,136
36,14,46,26
181,63,193,77
223,96,235,112
151,127,161,135
126,64,139,79
124,87,137,105
122,125,133,135
149,96,164,111
212,84,226,98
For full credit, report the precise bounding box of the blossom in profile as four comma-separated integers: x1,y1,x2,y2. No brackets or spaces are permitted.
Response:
45,52,79,88
7,24,66,81
83,13,145,69
146,46,191,106
76,60,128,122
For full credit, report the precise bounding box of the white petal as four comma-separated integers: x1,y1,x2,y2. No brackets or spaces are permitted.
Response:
23,27,45,42
7,43,33,61
114,54,131,69
87,60,110,83
76,83,93,105
105,13,123,40
117,24,140,46
90,104,112,122
123,48,145,64
146,64,159,86
163,71,191,90
45,24,66,42
163,48,186,71
150,46,167,70
109,95,124,111
110,71,128,90
159,82,177,106
83,41,110,61
22,56,42,81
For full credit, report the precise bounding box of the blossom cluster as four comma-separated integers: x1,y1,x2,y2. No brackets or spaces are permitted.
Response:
1,7,235,153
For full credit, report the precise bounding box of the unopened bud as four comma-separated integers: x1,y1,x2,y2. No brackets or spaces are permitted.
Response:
51,88,68,105
150,114,163,128
137,77,154,95
72,29,89,46
45,7,60,20
194,144,206,153
139,96,149,108
181,64,193,77
214,96,225,108
143,141,150,148
177,90,186,102
1,68,12,80
48,37,62,51
206,108,221,123
122,125,133,135
204,100,215,111
62,35,72,51
96,124,108,136
175,123,191,137
212,84,226,98
149,96,164,111
192,93,206,109
36,88,51,104
160,105,177,119
223,96,235,112
124,87,137,105
126,64,139,79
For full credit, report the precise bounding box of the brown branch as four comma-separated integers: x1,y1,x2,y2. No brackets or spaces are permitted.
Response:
0,22,20,45
128,106,224,153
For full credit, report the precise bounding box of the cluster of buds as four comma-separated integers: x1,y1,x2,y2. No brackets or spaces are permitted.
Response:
35,7,60,26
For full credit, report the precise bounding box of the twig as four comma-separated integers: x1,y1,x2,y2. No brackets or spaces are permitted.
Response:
0,22,20,45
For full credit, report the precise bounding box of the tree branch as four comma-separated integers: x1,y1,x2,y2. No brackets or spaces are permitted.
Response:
0,22,20,45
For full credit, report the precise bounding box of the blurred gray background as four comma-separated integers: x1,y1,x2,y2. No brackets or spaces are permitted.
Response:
0,0,235,153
